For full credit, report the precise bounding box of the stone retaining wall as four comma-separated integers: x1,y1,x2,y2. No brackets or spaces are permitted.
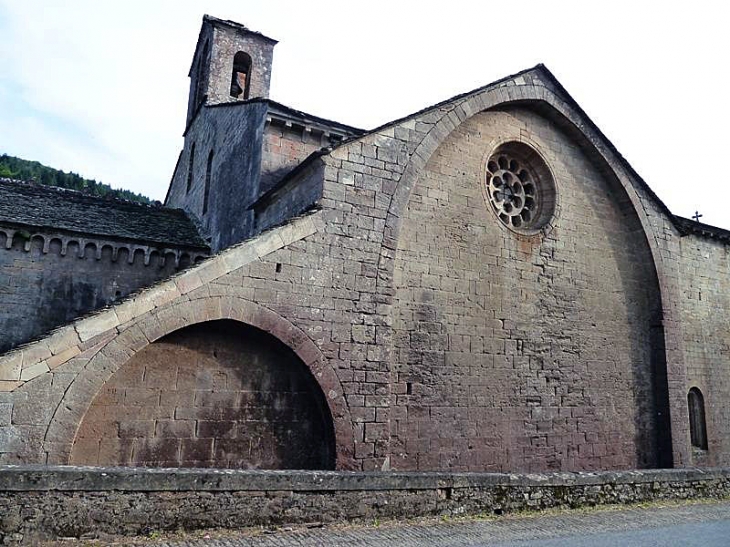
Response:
1,466,729,544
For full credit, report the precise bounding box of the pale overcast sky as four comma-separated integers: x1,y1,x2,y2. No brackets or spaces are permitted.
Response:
0,1,728,228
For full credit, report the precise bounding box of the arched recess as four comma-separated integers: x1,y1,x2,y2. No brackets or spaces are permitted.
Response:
375,81,687,467
230,51,252,99
70,319,336,469
688,387,708,451
45,295,356,469
381,87,672,291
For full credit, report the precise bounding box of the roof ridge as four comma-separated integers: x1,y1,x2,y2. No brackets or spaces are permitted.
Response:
673,215,730,241
0,177,165,211
202,98,366,134
0,178,209,249
359,64,546,139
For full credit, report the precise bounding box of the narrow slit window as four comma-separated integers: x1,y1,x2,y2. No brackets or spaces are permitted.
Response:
230,51,252,99
186,143,196,194
195,41,209,107
688,387,708,450
203,149,214,215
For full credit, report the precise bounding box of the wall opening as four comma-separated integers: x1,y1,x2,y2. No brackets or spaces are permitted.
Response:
186,142,196,194
194,41,209,109
688,387,708,451
230,51,252,99
70,320,336,470
650,324,673,468
203,149,214,215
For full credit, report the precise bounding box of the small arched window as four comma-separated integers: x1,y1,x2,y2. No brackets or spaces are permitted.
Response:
688,387,708,450
203,149,214,215
230,51,252,99
186,142,196,194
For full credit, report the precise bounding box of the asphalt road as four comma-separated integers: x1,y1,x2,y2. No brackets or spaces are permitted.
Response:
127,500,730,546
486,520,730,546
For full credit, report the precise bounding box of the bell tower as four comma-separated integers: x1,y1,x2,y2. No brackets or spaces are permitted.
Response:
186,15,277,126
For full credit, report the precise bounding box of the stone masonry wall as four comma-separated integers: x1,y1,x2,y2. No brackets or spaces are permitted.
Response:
3,67,727,474
679,234,730,466
309,69,689,470
69,320,334,469
1,466,729,543
0,228,203,354
259,121,336,195
254,159,325,234
170,106,346,252
167,103,268,251
185,18,274,126
0,213,360,469
390,106,666,472
207,23,275,105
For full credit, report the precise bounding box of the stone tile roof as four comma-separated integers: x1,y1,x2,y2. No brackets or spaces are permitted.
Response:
197,98,365,138
0,178,208,249
265,100,365,136
674,215,730,242
202,14,278,44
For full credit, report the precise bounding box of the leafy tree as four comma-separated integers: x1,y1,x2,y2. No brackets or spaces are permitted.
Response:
0,153,152,204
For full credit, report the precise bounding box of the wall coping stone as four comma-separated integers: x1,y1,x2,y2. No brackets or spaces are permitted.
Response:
0,211,321,391
3,466,730,543
1,465,728,492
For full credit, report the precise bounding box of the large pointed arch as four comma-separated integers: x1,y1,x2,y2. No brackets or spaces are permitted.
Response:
372,73,688,467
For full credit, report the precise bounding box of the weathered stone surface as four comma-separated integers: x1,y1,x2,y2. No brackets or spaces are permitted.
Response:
1,466,729,544
70,321,335,470
0,354,21,382
1,18,729,480
0,223,207,355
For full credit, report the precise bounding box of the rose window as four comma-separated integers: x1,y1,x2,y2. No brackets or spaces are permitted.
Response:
484,143,556,233
487,155,536,229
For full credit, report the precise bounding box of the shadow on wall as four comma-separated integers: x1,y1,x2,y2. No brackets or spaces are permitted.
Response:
70,320,336,470
389,105,671,472
0,231,197,354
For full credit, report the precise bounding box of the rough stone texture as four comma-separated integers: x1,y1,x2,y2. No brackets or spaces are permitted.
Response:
0,178,207,247
168,101,360,252
390,106,667,472
259,122,323,194
70,320,335,469
170,16,361,253
253,157,326,234
0,220,207,355
0,178,208,354
0,213,355,468
2,21,730,479
167,100,268,251
679,233,730,466
1,466,729,544
185,15,276,126
206,18,275,105
258,102,363,196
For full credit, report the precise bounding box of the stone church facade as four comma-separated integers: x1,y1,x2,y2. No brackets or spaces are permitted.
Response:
1,15,728,472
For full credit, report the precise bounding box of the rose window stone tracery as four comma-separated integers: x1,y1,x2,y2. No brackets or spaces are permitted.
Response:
484,143,556,233
487,155,536,229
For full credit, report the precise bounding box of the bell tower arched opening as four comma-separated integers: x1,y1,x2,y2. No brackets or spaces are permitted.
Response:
230,51,252,99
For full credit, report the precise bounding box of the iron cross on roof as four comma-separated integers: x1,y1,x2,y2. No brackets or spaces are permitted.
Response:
692,211,703,222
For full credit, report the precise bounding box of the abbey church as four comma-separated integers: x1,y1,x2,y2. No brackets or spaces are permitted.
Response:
1,15,728,473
